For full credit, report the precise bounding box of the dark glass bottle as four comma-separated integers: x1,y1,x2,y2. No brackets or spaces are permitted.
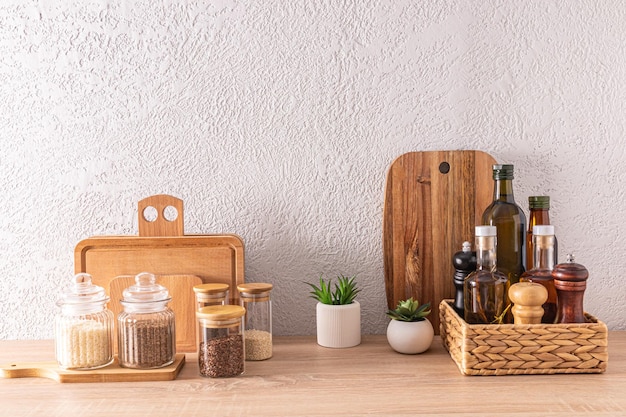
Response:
481,164,527,286
527,196,558,268
464,226,508,324
519,225,557,323
452,241,476,317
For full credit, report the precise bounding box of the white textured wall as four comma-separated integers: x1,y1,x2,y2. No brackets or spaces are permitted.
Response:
1,0,625,339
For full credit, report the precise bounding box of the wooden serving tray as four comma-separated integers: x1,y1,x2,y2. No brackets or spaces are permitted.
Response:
0,354,185,383
383,151,497,334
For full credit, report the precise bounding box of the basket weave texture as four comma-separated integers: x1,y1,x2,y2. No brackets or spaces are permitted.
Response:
439,300,608,376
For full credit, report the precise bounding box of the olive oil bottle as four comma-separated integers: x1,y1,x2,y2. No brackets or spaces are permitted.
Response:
481,164,527,286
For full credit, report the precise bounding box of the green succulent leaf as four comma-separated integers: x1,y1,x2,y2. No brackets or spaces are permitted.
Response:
305,274,360,305
386,297,431,322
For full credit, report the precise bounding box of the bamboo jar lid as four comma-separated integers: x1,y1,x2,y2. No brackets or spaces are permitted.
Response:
193,283,230,295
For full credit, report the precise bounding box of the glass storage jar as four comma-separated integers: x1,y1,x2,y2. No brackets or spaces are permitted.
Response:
237,282,273,360
196,305,245,378
117,272,176,369
55,273,114,370
193,283,229,310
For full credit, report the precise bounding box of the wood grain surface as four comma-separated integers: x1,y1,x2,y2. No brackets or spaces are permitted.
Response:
383,151,497,334
1,335,625,416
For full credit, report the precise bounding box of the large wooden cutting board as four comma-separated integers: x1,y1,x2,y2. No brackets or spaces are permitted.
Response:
383,151,497,334
75,195,245,306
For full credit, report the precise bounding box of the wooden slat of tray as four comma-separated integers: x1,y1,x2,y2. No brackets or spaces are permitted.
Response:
74,234,245,306
0,354,185,383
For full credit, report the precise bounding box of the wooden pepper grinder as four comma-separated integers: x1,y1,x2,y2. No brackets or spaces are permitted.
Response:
552,253,588,323
452,241,476,317
509,282,548,324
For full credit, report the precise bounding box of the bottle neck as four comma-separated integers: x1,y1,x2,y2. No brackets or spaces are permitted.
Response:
475,235,497,271
493,179,516,203
533,234,555,270
529,208,550,226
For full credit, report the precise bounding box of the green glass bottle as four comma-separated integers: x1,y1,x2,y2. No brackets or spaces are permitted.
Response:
481,164,527,286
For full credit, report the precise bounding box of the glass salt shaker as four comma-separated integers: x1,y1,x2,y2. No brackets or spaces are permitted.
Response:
193,283,229,310
196,305,246,378
117,272,176,369
237,283,273,360
55,273,114,370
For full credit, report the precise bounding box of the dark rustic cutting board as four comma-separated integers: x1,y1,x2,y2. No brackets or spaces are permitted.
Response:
383,151,497,334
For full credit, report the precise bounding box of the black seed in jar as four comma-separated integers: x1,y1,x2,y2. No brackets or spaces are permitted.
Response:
199,334,244,378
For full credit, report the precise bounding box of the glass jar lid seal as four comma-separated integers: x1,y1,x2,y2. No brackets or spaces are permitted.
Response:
57,273,108,306
121,272,171,303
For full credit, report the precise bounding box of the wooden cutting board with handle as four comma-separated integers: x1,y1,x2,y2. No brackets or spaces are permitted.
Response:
75,194,245,307
383,151,497,334
0,354,185,383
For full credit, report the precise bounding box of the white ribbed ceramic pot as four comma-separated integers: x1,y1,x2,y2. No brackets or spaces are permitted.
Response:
386,318,434,354
316,301,361,348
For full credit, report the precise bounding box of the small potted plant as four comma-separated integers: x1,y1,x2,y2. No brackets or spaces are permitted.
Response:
386,297,433,354
306,274,361,348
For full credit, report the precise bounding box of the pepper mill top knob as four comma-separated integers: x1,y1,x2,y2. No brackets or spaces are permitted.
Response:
552,253,588,287
509,282,548,324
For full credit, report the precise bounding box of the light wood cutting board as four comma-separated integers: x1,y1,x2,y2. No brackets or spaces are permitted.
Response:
383,151,497,334
74,195,245,306
0,354,185,383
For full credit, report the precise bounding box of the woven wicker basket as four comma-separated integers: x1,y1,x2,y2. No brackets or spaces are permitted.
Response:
439,299,608,376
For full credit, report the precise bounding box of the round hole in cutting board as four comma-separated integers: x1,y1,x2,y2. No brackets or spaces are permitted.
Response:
143,206,158,222
439,162,450,174
163,205,178,222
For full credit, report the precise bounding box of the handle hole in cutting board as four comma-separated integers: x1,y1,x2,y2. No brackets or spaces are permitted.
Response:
142,205,179,223
439,161,450,174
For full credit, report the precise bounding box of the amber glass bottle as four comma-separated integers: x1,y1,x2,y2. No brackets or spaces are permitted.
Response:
526,196,558,268
481,164,527,286
520,225,557,323
464,226,509,324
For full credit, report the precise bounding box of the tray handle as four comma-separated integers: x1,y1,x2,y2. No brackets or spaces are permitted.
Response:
138,194,184,237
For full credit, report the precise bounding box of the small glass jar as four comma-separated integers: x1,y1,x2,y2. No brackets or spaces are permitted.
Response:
193,283,229,310
196,305,246,378
237,283,273,361
55,273,114,370
117,272,176,369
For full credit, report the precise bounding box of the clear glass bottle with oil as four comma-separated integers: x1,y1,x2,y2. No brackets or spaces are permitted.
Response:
464,226,509,324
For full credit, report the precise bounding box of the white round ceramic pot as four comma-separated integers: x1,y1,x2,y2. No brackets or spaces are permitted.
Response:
316,301,361,348
386,318,434,354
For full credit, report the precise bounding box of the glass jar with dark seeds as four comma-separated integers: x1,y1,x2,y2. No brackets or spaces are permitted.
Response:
196,305,245,378
117,272,176,369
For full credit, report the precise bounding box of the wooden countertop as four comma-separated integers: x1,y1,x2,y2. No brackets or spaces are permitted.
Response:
1,333,625,416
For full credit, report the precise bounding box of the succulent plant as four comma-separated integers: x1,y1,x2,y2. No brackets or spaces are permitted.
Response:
306,274,360,305
386,298,431,322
